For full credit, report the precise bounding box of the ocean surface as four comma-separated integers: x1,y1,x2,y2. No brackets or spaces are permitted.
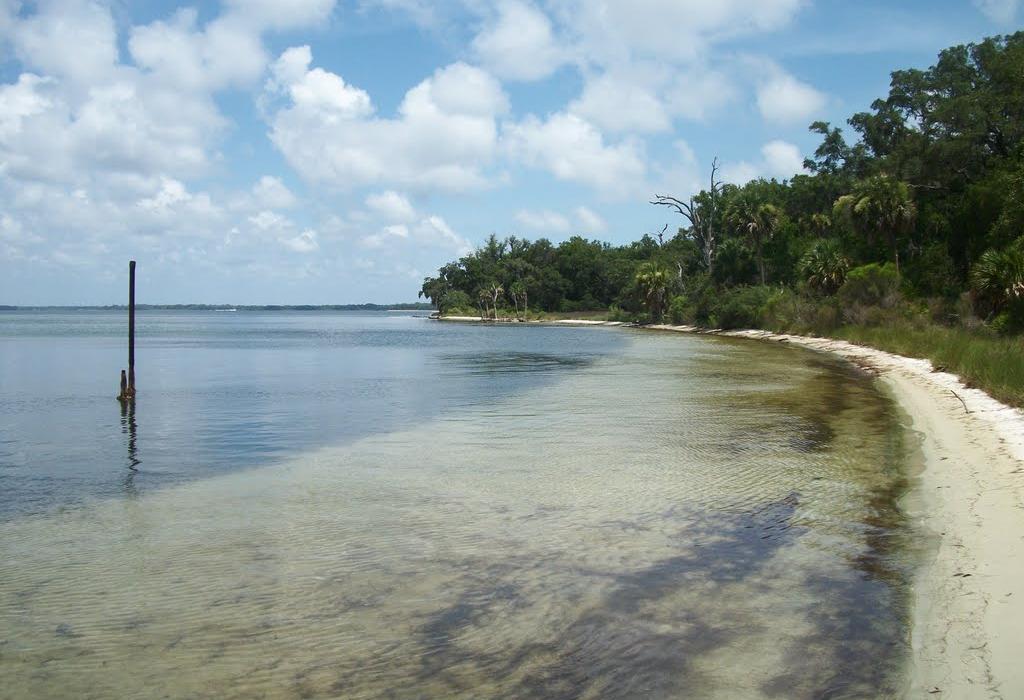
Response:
0,310,916,698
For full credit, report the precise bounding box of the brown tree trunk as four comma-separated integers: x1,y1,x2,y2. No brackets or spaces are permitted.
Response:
757,239,766,285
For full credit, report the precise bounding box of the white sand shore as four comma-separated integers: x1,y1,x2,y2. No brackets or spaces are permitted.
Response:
436,315,627,325
436,315,1024,698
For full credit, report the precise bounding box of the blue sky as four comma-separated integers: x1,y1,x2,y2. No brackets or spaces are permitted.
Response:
0,0,1019,304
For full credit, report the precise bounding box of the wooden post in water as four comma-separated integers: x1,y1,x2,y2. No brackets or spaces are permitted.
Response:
128,260,136,395
118,260,137,402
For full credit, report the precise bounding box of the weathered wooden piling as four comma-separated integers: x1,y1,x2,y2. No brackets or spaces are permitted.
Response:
128,260,135,394
118,260,137,402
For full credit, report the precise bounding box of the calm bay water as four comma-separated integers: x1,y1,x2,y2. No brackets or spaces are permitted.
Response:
0,310,625,518
0,311,915,698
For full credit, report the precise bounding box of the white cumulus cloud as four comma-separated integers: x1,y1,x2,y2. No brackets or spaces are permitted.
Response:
129,8,267,91
252,176,297,209
575,206,607,233
281,229,319,253
563,0,804,64
365,190,417,222
760,139,806,179
266,51,508,192
503,112,647,196
472,0,566,81
756,69,827,124
515,209,571,232
513,205,607,235
268,45,373,120
723,140,807,184
570,70,671,134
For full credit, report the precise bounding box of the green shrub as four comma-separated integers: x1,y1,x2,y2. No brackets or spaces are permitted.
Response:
711,286,773,329
607,305,636,323
687,274,718,325
761,288,840,335
837,263,901,323
560,296,601,313
992,298,1024,334
668,295,692,324
838,263,901,307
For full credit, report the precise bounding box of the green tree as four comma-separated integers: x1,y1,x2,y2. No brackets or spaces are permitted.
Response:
476,288,491,320
508,280,527,319
440,290,472,314
804,122,853,174
488,281,504,319
418,32,1024,339
800,239,850,295
833,175,916,271
803,212,832,238
418,276,448,309
726,192,783,285
634,262,671,322
970,241,1024,316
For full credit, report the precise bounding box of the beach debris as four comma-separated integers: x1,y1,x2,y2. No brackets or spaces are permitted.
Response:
949,389,970,414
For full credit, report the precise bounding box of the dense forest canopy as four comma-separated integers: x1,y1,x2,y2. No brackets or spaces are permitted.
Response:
421,32,1024,333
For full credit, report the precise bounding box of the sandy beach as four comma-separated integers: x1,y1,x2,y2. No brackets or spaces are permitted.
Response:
439,316,1024,698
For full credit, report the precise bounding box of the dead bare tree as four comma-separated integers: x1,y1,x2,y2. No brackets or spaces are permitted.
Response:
655,223,668,246
651,157,722,275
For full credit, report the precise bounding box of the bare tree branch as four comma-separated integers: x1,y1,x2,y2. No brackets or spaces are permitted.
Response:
656,223,668,246
651,157,722,274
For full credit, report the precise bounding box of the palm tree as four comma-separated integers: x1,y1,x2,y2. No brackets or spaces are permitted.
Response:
726,198,782,285
800,239,850,295
488,282,504,320
970,243,1024,316
634,262,670,322
803,212,832,238
833,175,916,272
476,288,491,320
508,280,527,320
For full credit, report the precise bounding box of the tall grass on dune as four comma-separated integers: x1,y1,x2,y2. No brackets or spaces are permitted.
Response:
833,323,1024,408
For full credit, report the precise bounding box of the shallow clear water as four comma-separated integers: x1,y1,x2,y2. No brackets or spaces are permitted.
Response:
0,311,913,698
0,310,628,518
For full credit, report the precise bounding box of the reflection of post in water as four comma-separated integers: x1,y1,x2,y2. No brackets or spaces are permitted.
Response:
120,398,140,471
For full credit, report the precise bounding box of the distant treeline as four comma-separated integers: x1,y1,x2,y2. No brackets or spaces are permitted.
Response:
420,32,1024,336
1,303,435,311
